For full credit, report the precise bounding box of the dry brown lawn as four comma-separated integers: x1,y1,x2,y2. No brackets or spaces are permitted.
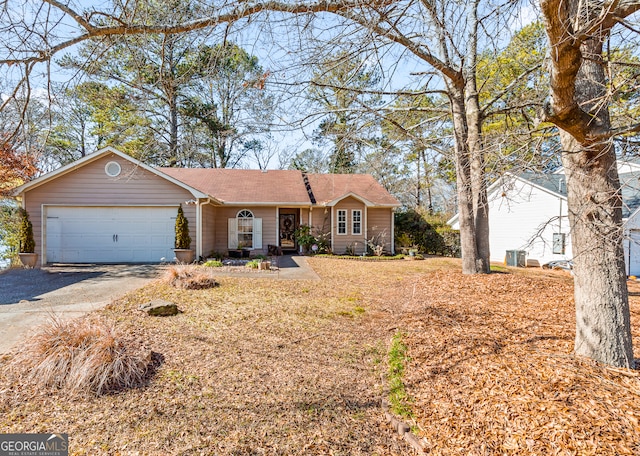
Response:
1,257,639,455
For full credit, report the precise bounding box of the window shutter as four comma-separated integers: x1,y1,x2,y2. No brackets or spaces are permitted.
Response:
253,218,263,249
228,218,238,249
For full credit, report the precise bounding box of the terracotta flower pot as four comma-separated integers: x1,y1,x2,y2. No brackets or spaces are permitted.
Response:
174,249,195,263
18,253,39,268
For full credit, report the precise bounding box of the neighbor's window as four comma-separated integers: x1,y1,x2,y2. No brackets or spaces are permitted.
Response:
337,210,347,235
237,209,254,248
552,233,565,254
352,210,362,235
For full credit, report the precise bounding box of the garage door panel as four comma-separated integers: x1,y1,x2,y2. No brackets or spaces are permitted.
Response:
46,206,177,263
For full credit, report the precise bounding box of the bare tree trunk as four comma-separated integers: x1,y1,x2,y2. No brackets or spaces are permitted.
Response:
416,150,422,208
465,81,490,273
464,0,490,274
560,38,633,367
169,96,179,166
449,84,480,274
541,0,637,367
562,134,633,366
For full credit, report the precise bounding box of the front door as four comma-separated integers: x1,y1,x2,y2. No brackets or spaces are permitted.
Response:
279,213,296,250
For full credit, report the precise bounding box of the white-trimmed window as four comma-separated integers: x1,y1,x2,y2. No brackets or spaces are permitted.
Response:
352,210,362,235
337,210,347,235
228,210,263,249
237,210,254,248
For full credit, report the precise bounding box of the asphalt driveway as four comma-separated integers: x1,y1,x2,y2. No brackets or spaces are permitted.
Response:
0,265,163,354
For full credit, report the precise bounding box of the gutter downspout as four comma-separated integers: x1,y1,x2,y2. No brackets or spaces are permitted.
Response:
391,207,396,255
364,206,368,250
196,199,203,260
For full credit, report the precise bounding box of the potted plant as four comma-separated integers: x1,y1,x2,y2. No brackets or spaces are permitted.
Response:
293,224,316,254
174,204,194,263
18,208,38,267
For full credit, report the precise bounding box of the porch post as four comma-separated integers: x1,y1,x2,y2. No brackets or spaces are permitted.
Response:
196,199,202,259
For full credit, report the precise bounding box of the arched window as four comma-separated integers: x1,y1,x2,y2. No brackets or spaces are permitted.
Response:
237,210,254,248
228,210,262,250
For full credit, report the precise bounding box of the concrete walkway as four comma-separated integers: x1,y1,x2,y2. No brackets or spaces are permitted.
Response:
275,255,321,280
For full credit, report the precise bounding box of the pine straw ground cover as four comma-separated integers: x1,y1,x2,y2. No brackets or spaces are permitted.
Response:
0,257,638,454
383,267,640,455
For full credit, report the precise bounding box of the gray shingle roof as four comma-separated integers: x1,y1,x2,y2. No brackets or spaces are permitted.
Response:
518,171,640,218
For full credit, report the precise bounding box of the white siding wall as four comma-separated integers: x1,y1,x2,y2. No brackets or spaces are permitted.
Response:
623,212,640,276
483,179,571,265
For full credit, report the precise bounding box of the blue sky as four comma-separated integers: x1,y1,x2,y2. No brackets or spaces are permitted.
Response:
2,1,542,169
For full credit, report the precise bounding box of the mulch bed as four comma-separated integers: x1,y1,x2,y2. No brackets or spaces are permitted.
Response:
0,258,638,454
380,269,640,455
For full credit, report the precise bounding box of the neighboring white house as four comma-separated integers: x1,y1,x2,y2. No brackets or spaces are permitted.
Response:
448,162,640,276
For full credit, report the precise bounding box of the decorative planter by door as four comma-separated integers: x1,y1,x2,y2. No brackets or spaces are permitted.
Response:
174,249,195,263
18,253,39,268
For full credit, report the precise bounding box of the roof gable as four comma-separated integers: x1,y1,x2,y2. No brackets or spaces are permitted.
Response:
306,173,401,207
12,147,208,199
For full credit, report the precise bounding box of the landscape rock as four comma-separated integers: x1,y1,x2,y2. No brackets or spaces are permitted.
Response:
139,300,180,316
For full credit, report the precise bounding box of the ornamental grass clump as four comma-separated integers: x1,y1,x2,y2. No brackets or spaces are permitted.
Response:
163,265,219,289
10,316,151,396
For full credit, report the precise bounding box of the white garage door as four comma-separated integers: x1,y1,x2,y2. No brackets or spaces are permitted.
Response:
46,206,177,263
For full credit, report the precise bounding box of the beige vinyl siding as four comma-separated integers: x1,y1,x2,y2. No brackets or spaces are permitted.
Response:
312,210,331,236
24,154,196,264
213,206,278,255
202,203,217,257
299,208,310,226
367,208,393,254
332,197,367,255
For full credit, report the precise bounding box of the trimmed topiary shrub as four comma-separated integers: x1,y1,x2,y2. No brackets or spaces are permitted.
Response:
18,208,35,253
174,204,191,249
